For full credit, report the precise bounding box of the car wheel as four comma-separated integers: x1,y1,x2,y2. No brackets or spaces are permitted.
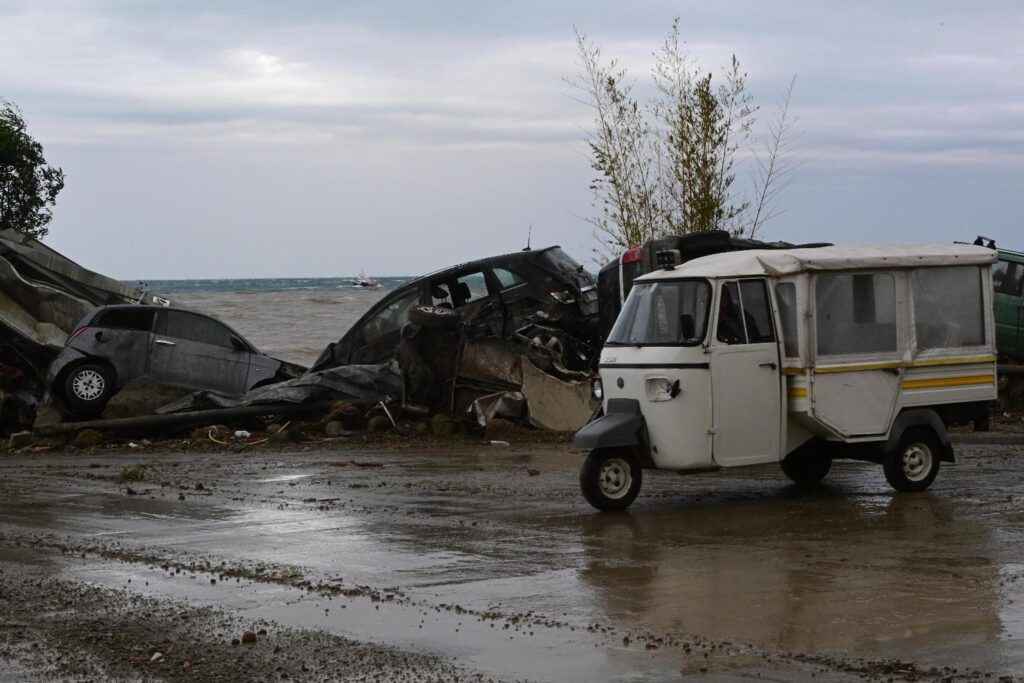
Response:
409,305,461,329
884,428,941,493
63,363,115,415
780,449,832,486
580,448,642,512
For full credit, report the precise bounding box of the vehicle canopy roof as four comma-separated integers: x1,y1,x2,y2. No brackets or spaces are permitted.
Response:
636,243,996,282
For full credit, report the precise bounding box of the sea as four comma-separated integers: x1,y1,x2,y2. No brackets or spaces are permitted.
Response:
144,277,412,367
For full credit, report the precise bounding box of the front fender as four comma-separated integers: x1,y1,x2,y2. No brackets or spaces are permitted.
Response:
574,398,653,467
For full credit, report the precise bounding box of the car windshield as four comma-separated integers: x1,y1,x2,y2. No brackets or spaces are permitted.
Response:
607,280,711,346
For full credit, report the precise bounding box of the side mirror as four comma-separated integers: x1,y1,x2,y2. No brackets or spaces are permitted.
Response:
679,314,696,341
229,335,247,352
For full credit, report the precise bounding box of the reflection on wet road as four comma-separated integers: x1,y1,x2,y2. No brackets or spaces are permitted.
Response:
2,440,1024,680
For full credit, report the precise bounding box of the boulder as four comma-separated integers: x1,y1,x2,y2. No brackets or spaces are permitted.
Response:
367,416,391,433
73,429,104,449
430,413,458,436
102,377,193,419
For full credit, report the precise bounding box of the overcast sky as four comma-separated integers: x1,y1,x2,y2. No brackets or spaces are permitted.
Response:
1,1,1022,279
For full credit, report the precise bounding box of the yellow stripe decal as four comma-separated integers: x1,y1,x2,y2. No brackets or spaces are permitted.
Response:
811,355,997,375
902,375,994,390
782,367,805,376
787,387,808,398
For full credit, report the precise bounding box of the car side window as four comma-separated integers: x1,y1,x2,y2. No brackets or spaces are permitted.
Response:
994,260,1024,296
716,280,775,345
492,267,525,290
96,309,156,331
455,271,489,306
359,289,419,345
162,311,235,349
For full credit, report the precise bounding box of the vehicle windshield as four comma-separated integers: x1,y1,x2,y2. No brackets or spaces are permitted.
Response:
607,280,711,346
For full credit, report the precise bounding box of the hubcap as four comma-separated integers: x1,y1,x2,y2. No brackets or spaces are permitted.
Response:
598,458,632,499
72,370,105,401
902,442,933,482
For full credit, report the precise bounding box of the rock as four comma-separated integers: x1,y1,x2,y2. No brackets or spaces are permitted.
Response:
367,416,391,433
194,482,205,491
269,428,296,443
231,638,241,646
264,423,284,434
526,468,541,476
72,429,104,449
102,376,193,419
241,630,257,644
484,417,515,441
8,431,34,449
430,413,458,436
324,420,345,436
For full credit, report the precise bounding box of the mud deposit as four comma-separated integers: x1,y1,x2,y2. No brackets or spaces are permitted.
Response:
2,437,1024,681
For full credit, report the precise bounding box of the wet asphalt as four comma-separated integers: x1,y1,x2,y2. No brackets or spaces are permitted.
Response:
2,435,1024,682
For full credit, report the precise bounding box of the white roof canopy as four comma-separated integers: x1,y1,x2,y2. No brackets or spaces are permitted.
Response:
639,243,997,281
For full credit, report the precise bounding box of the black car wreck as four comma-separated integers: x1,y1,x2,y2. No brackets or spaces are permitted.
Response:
310,246,600,373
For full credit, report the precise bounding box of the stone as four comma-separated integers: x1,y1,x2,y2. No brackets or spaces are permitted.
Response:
366,416,391,433
241,631,256,644
8,431,34,449
73,429,104,449
102,377,193,419
324,420,345,436
430,413,458,436
264,423,284,434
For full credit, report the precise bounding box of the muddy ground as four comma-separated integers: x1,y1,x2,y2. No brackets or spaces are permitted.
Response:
2,432,1024,682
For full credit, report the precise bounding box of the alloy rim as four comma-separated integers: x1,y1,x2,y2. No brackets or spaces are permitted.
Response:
72,370,105,401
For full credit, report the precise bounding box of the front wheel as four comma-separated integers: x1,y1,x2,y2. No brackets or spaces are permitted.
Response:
580,449,642,512
63,363,115,415
884,428,941,492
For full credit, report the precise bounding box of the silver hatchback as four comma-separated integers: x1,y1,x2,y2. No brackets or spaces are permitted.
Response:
46,305,289,416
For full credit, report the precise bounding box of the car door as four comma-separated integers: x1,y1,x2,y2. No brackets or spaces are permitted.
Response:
149,310,251,394
993,257,1024,359
709,279,783,467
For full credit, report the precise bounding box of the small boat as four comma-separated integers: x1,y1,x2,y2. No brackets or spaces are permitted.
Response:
352,270,380,288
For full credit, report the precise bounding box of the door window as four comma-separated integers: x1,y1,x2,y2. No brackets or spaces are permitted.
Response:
358,289,419,346
162,311,235,349
815,273,896,356
716,280,775,345
994,260,1024,296
455,271,489,305
96,308,156,332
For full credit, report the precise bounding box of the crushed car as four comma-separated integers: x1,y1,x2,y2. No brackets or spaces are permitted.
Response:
46,305,304,416
310,246,600,373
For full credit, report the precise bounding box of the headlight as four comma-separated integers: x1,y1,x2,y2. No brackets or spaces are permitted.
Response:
592,378,603,401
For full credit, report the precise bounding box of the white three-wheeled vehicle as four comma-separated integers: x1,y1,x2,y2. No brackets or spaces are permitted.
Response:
575,244,998,511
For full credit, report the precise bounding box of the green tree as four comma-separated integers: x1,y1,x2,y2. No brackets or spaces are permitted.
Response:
0,100,64,239
572,21,796,256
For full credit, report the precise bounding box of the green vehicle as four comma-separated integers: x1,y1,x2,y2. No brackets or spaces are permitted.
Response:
994,247,1024,362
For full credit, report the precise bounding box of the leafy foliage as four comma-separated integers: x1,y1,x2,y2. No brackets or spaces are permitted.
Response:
571,21,797,259
0,100,64,239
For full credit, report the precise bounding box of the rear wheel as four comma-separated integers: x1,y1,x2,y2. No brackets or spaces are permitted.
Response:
884,428,941,492
580,448,642,512
63,363,115,415
409,306,461,329
780,449,832,486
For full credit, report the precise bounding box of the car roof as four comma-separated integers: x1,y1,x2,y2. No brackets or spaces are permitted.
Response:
417,246,563,280
637,243,997,282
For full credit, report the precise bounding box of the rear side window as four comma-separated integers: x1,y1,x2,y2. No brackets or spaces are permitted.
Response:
162,311,235,349
815,273,896,355
95,308,156,332
913,266,985,349
492,267,525,290
775,282,799,358
994,260,1024,296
